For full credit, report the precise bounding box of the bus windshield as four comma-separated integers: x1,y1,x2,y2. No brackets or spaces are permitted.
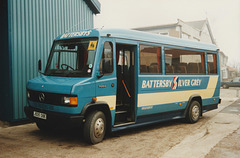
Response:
44,38,98,77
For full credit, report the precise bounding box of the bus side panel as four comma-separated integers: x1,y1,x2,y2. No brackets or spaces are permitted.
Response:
136,75,219,118
202,75,220,112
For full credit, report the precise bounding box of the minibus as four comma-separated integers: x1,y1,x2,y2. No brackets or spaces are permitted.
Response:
25,29,221,144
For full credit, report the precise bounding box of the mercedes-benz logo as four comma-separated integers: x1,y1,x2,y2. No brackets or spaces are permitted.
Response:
39,93,45,102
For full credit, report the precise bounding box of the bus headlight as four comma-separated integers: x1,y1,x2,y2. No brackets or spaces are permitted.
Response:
63,96,78,106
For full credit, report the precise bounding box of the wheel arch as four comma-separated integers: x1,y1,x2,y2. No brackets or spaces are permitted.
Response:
184,95,202,117
81,101,112,133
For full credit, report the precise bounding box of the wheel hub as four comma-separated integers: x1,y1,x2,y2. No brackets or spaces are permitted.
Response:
192,105,200,121
94,118,105,138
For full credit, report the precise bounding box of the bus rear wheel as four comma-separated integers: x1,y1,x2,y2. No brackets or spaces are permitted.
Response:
186,101,201,123
83,111,106,144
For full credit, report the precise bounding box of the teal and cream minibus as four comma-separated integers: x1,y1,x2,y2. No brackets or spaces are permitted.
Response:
25,29,221,144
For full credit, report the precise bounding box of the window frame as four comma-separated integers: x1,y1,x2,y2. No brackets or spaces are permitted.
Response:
164,46,207,75
139,44,162,75
44,38,98,77
207,52,218,75
99,41,114,75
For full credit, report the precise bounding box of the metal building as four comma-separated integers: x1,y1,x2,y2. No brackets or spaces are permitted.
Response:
0,0,101,122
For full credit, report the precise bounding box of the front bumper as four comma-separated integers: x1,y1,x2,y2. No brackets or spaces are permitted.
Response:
24,106,84,126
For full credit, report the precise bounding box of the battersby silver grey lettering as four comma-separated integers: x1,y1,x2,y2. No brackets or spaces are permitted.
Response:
142,79,201,89
142,80,173,88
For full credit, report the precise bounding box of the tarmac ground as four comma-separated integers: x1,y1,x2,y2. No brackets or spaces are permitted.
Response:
0,88,239,158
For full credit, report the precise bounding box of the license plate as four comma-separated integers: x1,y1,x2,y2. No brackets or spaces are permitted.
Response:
33,111,47,120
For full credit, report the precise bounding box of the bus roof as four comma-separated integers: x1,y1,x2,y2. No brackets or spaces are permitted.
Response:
56,28,218,52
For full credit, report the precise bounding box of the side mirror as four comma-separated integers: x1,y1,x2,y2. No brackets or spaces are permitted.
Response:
38,59,42,72
38,59,44,75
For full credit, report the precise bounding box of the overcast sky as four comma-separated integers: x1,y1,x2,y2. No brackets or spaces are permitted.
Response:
94,0,240,66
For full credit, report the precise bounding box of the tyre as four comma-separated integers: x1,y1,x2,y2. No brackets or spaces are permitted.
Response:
83,111,106,144
186,101,201,123
222,84,229,89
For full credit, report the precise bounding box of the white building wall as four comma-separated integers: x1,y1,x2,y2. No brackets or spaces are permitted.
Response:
200,25,213,43
178,21,200,41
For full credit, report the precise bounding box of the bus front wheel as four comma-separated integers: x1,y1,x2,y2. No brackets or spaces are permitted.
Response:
186,101,201,123
83,111,106,144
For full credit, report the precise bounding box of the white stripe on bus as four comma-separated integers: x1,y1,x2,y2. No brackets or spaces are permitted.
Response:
97,95,116,110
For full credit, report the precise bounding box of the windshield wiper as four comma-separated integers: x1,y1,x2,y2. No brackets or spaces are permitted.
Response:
65,71,80,77
45,70,90,77
45,70,65,76
65,71,91,77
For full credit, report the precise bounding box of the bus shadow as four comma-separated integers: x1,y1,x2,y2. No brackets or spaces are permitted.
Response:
28,118,204,145
28,126,88,146
28,119,184,145
108,119,185,138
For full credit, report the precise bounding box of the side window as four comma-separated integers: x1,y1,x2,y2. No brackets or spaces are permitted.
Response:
99,42,113,74
140,45,162,74
207,53,217,74
165,48,205,74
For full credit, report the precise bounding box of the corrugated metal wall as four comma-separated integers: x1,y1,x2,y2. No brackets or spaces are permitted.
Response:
8,0,94,120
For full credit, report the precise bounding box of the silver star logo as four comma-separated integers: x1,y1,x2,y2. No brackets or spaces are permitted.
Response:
39,93,45,102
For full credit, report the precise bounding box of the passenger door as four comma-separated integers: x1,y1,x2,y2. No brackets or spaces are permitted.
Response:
114,44,136,125
95,41,117,112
